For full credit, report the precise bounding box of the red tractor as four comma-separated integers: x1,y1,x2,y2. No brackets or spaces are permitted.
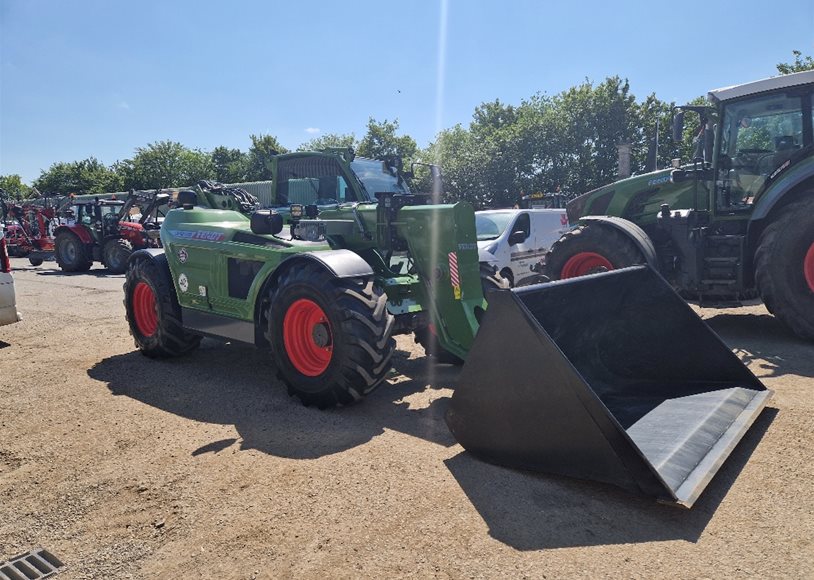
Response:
53,189,168,274
0,191,60,266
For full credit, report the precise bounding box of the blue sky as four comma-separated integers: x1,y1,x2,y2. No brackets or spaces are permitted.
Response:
1,0,812,183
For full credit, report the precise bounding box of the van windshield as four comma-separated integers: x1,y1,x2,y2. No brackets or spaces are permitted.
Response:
475,212,516,241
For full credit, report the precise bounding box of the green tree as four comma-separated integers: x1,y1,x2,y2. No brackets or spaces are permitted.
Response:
777,50,814,74
357,118,418,161
33,157,123,195
297,132,357,152
211,146,248,183
246,134,289,181
116,141,215,189
0,174,32,199
425,124,486,205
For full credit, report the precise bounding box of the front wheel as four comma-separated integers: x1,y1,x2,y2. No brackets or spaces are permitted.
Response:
124,256,201,357
55,231,92,272
755,197,814,340
267,263,395,408
103,238,133,274
545,223,644,280
28,256,44,267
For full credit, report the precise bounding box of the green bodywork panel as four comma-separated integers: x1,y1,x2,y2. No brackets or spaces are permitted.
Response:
161,208,329,321
752,154,814,221
576,168,705,228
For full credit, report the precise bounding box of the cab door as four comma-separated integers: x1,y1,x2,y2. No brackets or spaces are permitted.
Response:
506,212,534,283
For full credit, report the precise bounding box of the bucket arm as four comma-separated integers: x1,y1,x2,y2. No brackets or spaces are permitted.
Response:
392,202,485,359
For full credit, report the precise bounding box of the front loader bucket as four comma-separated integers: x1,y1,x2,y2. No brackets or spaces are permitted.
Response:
446,266,771,508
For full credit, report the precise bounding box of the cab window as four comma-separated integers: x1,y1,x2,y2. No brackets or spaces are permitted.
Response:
718,93,807,208
276,157,357,206
513,213,530,238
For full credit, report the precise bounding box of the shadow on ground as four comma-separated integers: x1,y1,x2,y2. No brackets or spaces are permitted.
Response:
89,334,778,549
704,312,814,378
36,268,122,278
88,341,459,460
444,407,776,549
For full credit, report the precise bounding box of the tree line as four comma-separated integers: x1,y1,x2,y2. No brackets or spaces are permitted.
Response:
2,52,811,208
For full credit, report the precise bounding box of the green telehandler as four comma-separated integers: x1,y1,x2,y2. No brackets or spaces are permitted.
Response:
123,149,771,507
546,70,814,340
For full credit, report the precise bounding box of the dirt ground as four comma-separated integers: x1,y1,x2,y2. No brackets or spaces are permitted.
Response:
0,257,812,579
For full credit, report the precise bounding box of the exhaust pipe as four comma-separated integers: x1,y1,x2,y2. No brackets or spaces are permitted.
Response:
446,266,772,507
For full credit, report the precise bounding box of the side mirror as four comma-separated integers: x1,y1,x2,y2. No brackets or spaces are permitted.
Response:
672,111,685,142
177,190,197,210
508,229,528,245
250,210,283,235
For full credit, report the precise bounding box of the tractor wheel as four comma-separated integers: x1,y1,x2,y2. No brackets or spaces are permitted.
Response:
415,263,508,365
123,256,201,357
55,232,92,272
755,197,814,340
28,256,43,267
545,223,644,280
103,238,133,274
267,263,395,408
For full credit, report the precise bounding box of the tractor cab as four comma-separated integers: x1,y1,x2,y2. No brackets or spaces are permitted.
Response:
72,199,126,242
713,87,810,211
672,71,814,218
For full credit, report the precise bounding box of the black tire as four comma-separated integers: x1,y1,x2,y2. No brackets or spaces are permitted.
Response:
414,326,463,365
267,262,395,408
55,231,92,272
28,256,43,267
103,238,133,274
755,197,814,340
499,267,515,288
123,255,201,358
415,263,508,365
545,223,644,280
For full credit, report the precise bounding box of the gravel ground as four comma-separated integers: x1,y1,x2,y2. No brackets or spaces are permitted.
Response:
0,257,812,579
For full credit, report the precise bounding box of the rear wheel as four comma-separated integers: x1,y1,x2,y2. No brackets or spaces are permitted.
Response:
545,223,644,280
267,263,395,408
103,238,133,274
124,256,201,357
755,197,814,340
55,231,92,272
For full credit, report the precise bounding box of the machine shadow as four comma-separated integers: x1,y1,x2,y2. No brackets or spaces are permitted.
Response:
88,342,459,460
36,268,122,278
444,407,776,550
704,312,814,379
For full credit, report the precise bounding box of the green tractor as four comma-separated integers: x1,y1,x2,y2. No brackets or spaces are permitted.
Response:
122,149,773,508
546,70,814,340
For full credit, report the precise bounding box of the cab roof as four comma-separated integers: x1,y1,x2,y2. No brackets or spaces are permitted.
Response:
708,70,814,103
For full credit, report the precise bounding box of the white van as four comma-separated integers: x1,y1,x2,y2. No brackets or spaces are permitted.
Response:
476,209,568,287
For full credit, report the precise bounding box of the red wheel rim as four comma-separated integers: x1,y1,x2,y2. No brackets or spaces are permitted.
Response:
804,241,814,294
283,298,333,376
561,252,613,278
133,281,158,337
